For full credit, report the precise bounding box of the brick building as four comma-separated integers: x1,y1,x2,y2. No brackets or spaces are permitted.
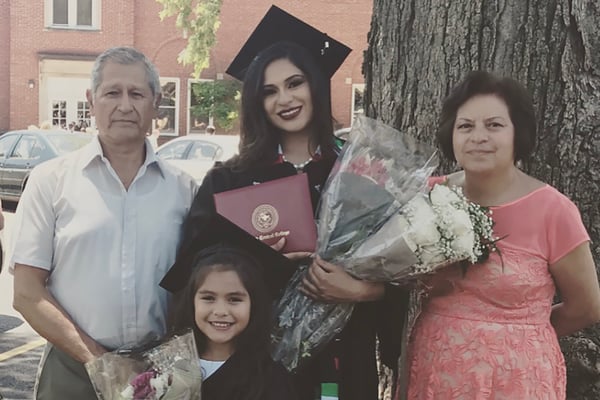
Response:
0,0,10,132
0,0,372,138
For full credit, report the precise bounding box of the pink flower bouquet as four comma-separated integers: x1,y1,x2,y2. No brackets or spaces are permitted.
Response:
85,330,202,400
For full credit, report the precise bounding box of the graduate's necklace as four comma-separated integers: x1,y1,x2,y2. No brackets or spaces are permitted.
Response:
282,154,313,170
278,144,317,171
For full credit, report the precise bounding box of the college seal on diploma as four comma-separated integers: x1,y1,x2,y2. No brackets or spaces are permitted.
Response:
252,204,279,233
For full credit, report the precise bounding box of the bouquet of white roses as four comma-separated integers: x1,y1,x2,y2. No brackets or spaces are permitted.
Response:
85,330,202,400
343,183,497,281
270,116,498,372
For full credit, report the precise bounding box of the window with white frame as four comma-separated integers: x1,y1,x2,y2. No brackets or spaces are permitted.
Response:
188,79,213,133
351,84,365,122
46,0,101,29
52,100,68,128
77,100,92,129
156,78,180,136
187,78,242,134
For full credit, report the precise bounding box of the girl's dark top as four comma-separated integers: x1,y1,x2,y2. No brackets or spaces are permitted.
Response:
202,350,298,400
173,146,407,400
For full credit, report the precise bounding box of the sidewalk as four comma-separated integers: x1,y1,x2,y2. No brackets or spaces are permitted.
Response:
0,269,44,400
0,214,42,355
0,220,39,339
0,270,38,337
0,210,44,399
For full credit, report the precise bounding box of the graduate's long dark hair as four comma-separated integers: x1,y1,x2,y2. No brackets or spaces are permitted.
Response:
168,244,273,399
226,41,336,171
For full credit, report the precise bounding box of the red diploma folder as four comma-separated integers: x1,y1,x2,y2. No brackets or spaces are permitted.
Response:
213,173,317,253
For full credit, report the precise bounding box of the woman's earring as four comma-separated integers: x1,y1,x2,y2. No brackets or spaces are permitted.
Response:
516,160,523,169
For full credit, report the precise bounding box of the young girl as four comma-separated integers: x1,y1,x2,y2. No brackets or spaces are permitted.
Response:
168,243,298,400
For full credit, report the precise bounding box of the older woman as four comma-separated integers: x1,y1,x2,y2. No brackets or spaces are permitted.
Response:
400,71,600,399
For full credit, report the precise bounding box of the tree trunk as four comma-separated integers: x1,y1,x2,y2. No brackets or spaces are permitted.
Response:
365,0,600,398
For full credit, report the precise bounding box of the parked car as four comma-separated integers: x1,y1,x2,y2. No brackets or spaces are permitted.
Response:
156,134,240,183
0,130,93,202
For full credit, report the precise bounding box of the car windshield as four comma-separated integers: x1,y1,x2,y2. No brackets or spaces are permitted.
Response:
189,141,219,160
157,141,190,160
47,134,93,155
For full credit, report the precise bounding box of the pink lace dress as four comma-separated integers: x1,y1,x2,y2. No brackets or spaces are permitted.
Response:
406,185,589,399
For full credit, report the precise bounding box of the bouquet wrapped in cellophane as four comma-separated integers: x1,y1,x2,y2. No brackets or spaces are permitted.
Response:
270,116,435,371
270,116,498,372
85,330,202,400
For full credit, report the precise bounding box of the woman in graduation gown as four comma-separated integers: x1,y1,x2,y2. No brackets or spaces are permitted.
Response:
164,6,407,400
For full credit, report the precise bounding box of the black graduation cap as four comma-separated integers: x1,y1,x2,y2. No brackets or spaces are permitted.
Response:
226,5,352,81
160,213,298,298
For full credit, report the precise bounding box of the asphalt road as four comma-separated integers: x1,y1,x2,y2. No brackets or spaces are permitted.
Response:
0,204,44,400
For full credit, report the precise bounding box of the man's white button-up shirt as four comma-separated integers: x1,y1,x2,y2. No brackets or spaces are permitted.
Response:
11,136,198,349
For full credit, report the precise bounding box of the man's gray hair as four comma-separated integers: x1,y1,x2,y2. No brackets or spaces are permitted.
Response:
90,47,161,102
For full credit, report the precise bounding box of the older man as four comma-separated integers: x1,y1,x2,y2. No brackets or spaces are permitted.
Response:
11,47,197,399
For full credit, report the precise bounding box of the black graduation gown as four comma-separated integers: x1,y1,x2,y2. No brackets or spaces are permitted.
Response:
202,350,298,400
172,156,408,400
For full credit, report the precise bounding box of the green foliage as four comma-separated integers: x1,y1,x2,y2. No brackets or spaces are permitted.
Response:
190,80,241,130
156,0,223,78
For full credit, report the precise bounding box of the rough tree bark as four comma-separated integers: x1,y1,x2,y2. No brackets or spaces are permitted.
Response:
364,1,600,399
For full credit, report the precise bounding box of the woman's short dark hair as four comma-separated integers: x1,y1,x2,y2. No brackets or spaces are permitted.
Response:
168,245,271,358
228,41,335,170
436,71,536,163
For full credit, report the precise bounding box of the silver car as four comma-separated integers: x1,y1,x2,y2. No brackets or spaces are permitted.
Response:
0,130,93,202
156,134,240,183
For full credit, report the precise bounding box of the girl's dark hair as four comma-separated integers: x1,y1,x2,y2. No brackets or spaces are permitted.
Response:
226,41,336,170
436,70,536,163
169,244,271,357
